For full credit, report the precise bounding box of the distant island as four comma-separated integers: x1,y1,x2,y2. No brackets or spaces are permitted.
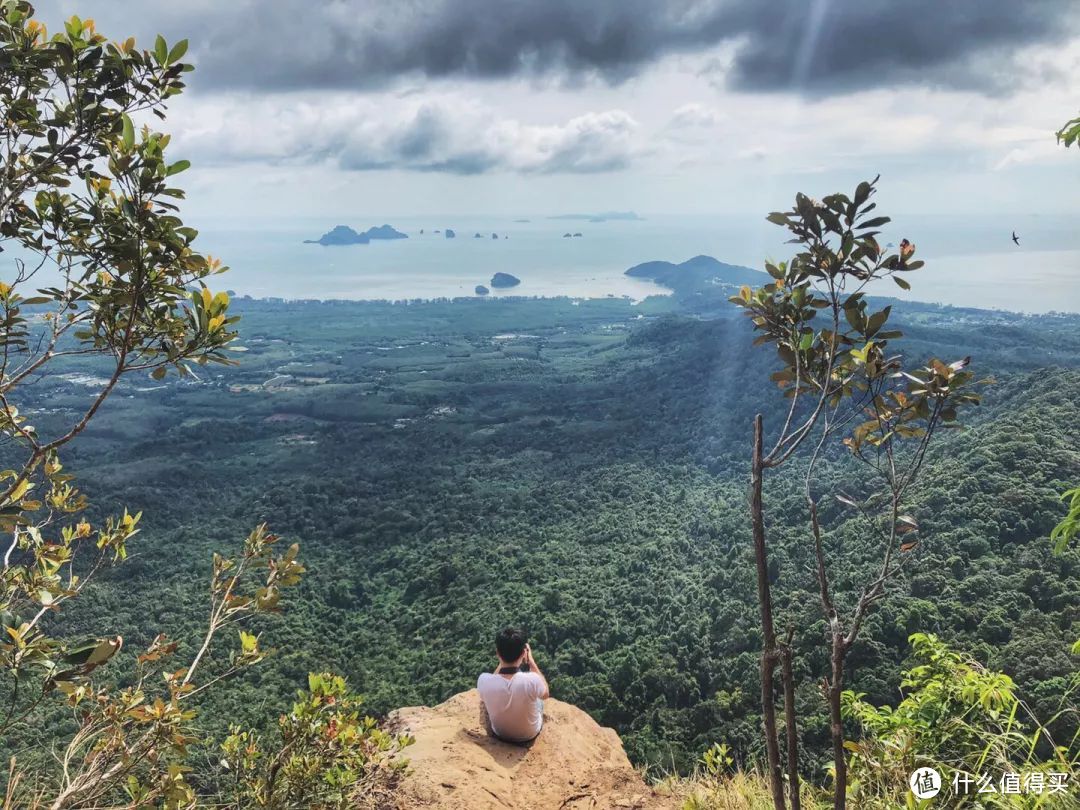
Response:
445,229,456,239
490,272,521,288
625,255,767,293
474,285,489,296
365,224,408,240
304,224,408,245
549,211,642,223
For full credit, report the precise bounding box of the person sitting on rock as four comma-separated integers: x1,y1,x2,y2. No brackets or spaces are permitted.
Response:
477,627,549,744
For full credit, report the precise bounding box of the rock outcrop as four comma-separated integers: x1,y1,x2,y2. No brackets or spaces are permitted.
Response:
388,690,679,810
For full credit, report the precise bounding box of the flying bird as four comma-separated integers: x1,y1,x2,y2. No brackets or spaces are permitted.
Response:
1011,231,1020,246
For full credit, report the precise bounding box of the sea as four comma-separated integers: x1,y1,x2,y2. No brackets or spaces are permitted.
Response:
8,213,1080,313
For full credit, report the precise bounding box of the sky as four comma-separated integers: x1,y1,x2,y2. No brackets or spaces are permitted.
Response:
39,0,1080,221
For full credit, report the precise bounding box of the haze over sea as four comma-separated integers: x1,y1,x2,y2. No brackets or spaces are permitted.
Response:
196,212,1080,314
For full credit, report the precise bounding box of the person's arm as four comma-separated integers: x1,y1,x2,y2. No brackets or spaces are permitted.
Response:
524,644,550,698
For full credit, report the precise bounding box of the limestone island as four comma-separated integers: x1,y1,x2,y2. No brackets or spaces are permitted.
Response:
304,224,408,245
490,272,521,289
625,254,767,294
474,285,490,296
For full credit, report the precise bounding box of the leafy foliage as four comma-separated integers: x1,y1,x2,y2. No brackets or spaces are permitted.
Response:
1050,487,1080,555
1057,113,1080,150
844,633,1078,808
217,672,412,810
8,526,306,808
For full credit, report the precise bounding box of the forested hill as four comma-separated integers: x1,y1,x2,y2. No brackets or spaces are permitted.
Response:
29,294,1080,773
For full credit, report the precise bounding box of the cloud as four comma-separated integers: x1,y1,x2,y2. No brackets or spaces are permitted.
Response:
669,103,722,128
718,0,1079,96
52,0,1080,97
171,96,641,175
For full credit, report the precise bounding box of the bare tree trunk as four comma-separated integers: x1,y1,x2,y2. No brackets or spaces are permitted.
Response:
828,636,848,810
780,634,802,810
809,498,848,810
751,414,786,810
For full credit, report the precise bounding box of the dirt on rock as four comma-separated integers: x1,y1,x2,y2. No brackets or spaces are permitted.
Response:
388,690,682,810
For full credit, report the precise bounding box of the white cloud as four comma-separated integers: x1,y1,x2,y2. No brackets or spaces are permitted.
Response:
669,103,723,129
170,94,641,175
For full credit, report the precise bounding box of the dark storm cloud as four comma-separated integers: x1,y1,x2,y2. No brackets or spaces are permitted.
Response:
54,0,1078,97
719,0,1077,95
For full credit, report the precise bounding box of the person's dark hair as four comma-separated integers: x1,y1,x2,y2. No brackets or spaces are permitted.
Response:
496,627,527,662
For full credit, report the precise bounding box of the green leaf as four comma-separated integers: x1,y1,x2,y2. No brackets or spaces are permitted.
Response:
166,159,191,177
853,180,872,207
167,39,189,64
121,115,134,150
154,34,168,64
858,216,890,229
151,366,167,380
893,276,911,291
865,306,891,337
844,305,863,332
239,630,258,653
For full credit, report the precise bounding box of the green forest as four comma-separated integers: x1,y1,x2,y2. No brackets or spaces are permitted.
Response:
25,288,1080,773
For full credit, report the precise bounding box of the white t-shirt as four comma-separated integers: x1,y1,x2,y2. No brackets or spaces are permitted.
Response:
477,671,545,742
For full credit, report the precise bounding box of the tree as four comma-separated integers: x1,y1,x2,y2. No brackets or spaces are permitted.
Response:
1050,111,1079,553
0,5,410,806
1,0,235,715
730,177,982,809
